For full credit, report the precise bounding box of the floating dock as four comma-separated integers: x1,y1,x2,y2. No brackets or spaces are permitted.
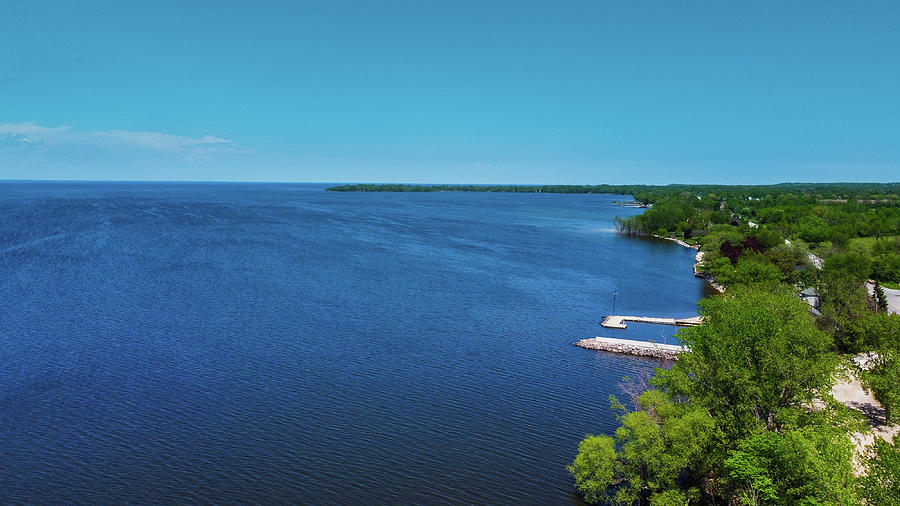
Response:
574,337,685,360
600,315,703,329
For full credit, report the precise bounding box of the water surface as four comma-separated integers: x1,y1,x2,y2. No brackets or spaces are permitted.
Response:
0,182,708,503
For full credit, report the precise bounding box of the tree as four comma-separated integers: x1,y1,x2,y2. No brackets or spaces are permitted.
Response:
818,268,870,352
568,435,617,504
725,426,857,505
860,435,900,505
875,282,890,313
824,251,873,282
797,215,830,244
703,255,784,288
657,285,836,438
748,228,784,251
765,244,808,285
649,489,690,505
569,287,851,504
568,391,717,504
860,314,900,422
873,254,900,284
724,436,778,505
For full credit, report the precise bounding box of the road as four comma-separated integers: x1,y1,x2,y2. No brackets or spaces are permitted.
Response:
867,281,900,315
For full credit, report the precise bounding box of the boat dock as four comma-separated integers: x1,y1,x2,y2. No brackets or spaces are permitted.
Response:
600,315,702,329
574,337,685,360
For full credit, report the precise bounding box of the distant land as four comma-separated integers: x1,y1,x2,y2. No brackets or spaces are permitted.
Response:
326,183,900,199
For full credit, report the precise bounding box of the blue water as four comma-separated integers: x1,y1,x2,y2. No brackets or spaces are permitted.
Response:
0,182,709,504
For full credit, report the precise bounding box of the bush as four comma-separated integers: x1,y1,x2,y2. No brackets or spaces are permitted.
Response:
873,253,900,283
766,244,808,284
872,237,900,256
824,251,873,282
748,227,784,250
706,255,784,287
798,215,830,243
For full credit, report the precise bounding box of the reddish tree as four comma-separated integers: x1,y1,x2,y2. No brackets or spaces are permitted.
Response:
720,240,743,265
744,235,765,254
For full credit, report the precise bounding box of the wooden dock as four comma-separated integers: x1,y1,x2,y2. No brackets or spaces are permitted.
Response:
574,337,685,360
600,315,702,329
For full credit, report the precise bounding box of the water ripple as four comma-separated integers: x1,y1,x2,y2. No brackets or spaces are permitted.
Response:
0,182,705,504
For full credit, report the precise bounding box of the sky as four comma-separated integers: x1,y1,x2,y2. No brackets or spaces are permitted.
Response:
1,1,898,184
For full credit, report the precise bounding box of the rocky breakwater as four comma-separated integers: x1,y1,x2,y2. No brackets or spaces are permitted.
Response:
574,337,685,360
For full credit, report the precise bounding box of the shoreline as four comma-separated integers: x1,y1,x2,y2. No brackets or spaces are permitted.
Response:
651,234,699,250
693,250,725,293
574,233,713,360
650,234,725,293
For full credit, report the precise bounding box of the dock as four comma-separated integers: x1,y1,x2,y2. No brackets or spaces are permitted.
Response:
600,315,702,329
574,337,685,360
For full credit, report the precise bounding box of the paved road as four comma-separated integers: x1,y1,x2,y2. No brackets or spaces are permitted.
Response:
868,281,900,315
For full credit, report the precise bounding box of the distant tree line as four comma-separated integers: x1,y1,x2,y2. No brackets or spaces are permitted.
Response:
327,182,900,199
326,183,659,194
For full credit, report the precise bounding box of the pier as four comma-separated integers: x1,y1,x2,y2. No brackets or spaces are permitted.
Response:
574,337,685,360
600,315,703,329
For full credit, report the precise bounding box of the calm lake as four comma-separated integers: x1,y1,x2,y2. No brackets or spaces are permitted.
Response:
0,182,710,503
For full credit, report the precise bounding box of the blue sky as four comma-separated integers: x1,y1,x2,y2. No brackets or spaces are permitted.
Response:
1,1,898,184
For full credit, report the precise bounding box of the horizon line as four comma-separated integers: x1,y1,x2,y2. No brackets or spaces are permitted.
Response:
2,179,900,186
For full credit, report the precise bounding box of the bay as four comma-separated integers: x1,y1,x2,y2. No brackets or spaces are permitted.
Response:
0,182,709,504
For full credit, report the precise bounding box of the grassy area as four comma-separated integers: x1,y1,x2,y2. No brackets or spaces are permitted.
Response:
848,235,899,251
880,280,900,290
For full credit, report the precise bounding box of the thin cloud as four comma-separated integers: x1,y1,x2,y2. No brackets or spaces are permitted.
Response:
0,122,241,154
92,129,234,151
0,122,70,143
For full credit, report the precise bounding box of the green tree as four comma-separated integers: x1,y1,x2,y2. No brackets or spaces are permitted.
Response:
860,435,900,505
724,436,778,505
818,268,870,352
657,286,836,438
568,435,617,504
570,287,853,504
874,282,890,312
568,391,717,504
649,489,690,505
707,255,784,288
824,251,873,282
797,215,830,244
873,254,900,283
748,228,784,251
725,427,857,505
860,314,900,421
765,244,808,285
